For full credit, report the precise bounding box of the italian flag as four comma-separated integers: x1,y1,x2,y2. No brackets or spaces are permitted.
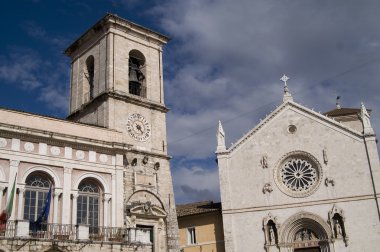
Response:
0,173,17,223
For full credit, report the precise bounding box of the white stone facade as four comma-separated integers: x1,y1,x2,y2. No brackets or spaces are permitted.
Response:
216,87,380,251
0,14,179,252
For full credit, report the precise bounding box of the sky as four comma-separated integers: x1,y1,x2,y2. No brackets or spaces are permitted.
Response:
0,0,380,204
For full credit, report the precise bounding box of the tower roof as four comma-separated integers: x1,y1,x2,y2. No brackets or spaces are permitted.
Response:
65,13,170,56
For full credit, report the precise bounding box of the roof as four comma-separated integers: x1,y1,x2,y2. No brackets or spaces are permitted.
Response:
65,13,170,55
324,107,371,117
176,201,222,217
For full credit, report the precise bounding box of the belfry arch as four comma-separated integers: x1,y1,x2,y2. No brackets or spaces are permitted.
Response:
278,212,332,252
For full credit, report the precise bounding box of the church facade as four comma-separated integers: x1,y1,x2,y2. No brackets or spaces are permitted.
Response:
0,14,179,252
216,78,380,252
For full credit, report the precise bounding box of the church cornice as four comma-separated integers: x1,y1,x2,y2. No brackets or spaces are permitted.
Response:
221,101,364,155
0,124,131,154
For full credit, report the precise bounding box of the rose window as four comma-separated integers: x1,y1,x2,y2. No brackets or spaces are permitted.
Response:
274,151,322,197
281,159,317,191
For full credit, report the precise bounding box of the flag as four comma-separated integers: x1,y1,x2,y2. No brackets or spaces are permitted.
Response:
31,185,52,233
0,173,17,230
1,173,17,219
36,185,52,223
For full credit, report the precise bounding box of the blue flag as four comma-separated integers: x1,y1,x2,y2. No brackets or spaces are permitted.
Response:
37,185,52,223
31,186,52,233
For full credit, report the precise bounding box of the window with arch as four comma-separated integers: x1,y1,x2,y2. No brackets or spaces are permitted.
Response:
77,180,101,232
84,55,95,101
128,50,146,97
24,173,52,221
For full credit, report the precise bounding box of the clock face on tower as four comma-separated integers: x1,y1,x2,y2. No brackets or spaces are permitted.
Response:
126,113,152,142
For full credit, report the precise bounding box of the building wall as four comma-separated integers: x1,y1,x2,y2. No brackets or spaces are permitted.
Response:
178,212,225,252
217,101,380,252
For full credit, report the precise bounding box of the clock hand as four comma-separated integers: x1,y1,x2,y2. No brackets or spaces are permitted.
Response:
136,124,144,133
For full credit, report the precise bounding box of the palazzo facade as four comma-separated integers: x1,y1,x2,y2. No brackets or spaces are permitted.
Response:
0,14,179,252
216,78,380,252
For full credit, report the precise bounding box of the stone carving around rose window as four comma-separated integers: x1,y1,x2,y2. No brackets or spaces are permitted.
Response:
274,151,323,198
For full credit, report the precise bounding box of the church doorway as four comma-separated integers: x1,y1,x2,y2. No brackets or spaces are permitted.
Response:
294,248,321,252
278,212,332,252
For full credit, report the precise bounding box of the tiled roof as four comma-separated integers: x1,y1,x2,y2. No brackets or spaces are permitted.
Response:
176,201,222,217
324,107,371,117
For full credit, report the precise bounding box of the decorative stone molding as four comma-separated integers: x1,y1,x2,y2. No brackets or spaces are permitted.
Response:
274,151,323,198
10,160,20,167
278,211,332,251
50,146,61,156
99,154,108,163
0,138,7,148
129,201,167,218
154,162,160,171
17,187,26,196
103,193,112,202
323,148,328,164
24,142,35,152
64,167,73,174
260,155,269,169
75,150,85,160
262,183,273,194
142,156,149,165
325,177,335,187
54,188,63,198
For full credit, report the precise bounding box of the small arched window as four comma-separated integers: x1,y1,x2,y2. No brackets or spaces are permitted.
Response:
84,55,95,101
24,173,52,221
77,180,101,232
129,50,146,97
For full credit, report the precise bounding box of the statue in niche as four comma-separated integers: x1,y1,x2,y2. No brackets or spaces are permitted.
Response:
261,155,268,169
335,220,343,238
269,226,275,244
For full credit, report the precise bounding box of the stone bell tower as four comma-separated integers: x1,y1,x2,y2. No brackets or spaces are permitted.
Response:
65,14,179,251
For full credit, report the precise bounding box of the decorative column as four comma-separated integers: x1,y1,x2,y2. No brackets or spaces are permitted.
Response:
17,187,25,220
71,192,78,225
62,166,72,224
9,160,20,220
103,194,111,227
53,188,62,223
111,173,116,226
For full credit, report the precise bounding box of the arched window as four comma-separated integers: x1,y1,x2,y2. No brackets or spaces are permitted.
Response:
24,173,52,221
77,180,100,232
128,50,146,97
84,55,95,101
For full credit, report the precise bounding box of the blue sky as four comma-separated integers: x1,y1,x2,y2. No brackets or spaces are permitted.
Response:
1,0,380,204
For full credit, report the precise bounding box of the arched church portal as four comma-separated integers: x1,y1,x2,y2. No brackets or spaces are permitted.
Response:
279,212,332,252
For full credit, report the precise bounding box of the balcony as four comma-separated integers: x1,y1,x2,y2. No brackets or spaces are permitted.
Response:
0,221,153,245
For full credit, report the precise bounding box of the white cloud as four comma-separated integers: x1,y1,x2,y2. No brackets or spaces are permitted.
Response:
151,0,380,203
172,164,220,204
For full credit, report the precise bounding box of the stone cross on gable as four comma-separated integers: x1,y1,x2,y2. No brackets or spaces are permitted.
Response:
280,74,290,86
281,74,293,102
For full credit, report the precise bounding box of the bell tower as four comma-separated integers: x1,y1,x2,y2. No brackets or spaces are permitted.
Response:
65,14,170,151
65,14,179,251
